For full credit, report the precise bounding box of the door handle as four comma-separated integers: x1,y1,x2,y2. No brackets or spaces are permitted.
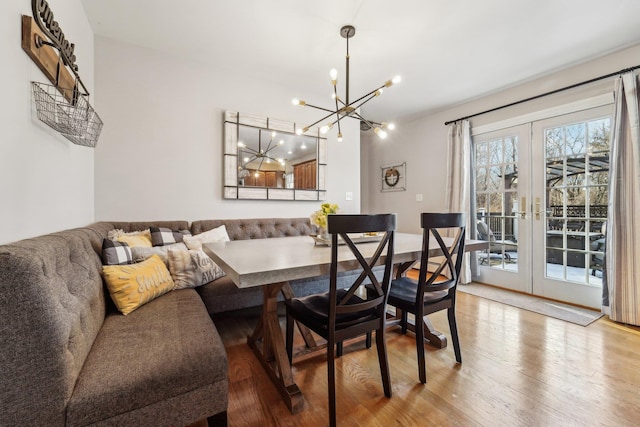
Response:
535,197,541,220
517,196,526,219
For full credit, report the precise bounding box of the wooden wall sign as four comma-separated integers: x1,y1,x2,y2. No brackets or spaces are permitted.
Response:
21,0,103,148
31,0,78,71
21,0,86,104
21,15,75,102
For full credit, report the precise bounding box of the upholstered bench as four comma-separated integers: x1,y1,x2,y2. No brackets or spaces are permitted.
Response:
0,221,228,426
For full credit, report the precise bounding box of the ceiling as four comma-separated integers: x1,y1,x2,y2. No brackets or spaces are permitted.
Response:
81,0,640,123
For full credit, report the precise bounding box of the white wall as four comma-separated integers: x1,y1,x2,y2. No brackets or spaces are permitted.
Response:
94,37,360,222
0,0,95,244
363,43,640,233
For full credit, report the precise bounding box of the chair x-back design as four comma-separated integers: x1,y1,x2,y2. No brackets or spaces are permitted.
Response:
386,212,466,384
285,213,396,427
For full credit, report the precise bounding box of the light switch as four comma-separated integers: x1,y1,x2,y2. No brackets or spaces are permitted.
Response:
416,194,423,202
345,192,353,201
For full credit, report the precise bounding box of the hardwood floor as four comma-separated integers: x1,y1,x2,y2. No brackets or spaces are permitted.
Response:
211,293,640,426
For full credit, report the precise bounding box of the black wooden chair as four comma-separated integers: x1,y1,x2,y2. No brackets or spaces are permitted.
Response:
285,213,396,427
386,212,466,384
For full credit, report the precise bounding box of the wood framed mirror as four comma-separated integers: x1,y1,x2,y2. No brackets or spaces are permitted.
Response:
223,111,327,200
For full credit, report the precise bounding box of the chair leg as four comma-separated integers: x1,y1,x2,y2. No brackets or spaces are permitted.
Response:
447,306,462,363
285,313,294,364
375,328,392,398
365,332,372,348
336,341,343,357
401,310,408,334
328,339,337,427
415,312,426,384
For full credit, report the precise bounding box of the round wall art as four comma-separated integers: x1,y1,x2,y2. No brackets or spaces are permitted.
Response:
381,162,406,192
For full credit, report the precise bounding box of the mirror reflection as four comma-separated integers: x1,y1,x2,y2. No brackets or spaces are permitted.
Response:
237,126,318,190
223,111,327,201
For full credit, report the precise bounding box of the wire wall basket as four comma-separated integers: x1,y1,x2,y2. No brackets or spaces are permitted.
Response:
31,81,103,148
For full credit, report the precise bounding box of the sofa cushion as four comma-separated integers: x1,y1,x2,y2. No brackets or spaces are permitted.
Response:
190,217,314,240
102,255,175,315
66,289,228,426
150,227,191,247
108,229,153,248
183,225,230,251
101,239,133,265
168,248,225,289
130,242,189,265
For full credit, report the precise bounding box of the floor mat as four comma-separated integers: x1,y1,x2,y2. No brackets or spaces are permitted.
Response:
458,283,604,326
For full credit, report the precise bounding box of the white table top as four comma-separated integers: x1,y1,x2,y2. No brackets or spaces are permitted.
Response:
203,233,484,289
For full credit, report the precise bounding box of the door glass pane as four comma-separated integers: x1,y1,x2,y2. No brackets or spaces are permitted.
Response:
505,164,517,189
476,193,487,212
475,135,519,271
588,119,610,152
588,192,608,218
488,166,502,190
476,167,488,191
504,137,517,162
490,139,502,163
565,123,586,155
544,116,609,286
545,127,564,158
476,141,488,165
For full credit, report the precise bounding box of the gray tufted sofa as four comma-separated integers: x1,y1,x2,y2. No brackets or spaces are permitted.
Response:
0,217,338,426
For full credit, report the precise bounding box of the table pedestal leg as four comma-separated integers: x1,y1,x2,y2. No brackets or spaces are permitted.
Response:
281,283,317,349
247,282,304,414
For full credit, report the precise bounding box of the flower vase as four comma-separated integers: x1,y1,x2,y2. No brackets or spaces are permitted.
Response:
319,227,330,241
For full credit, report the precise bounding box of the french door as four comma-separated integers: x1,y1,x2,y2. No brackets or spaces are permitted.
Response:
473,104,611,309
531,106,610,307
473,124,531,292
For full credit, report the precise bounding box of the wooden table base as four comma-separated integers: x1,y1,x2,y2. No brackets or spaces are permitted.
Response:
247,281,321,414
387,308,448,349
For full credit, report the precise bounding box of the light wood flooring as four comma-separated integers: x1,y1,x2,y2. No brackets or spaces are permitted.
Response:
211,292,640,426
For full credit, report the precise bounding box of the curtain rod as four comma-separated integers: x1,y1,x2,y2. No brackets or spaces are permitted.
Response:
444,64,640,126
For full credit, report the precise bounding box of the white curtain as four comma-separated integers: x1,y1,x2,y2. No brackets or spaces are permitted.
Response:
445,120,472,283
606,72,640,325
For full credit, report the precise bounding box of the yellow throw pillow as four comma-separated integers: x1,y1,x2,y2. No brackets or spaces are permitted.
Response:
116,233,152,248
108,229,153,248
102,255,175,315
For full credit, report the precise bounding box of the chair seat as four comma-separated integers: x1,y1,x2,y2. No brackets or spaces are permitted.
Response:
285,289,377,332
387,276,449,309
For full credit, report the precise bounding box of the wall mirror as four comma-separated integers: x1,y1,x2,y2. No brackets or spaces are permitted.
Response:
223,111,327,200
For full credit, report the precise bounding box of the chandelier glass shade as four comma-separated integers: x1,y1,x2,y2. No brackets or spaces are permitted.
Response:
292,25,400,142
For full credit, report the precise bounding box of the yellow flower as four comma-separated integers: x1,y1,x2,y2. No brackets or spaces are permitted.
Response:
310,203,339,229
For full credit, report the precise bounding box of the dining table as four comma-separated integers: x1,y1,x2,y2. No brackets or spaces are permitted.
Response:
203,232,484,414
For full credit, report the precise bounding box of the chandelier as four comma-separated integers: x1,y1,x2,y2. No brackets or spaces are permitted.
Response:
292,25,401,142
238,131,285,178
